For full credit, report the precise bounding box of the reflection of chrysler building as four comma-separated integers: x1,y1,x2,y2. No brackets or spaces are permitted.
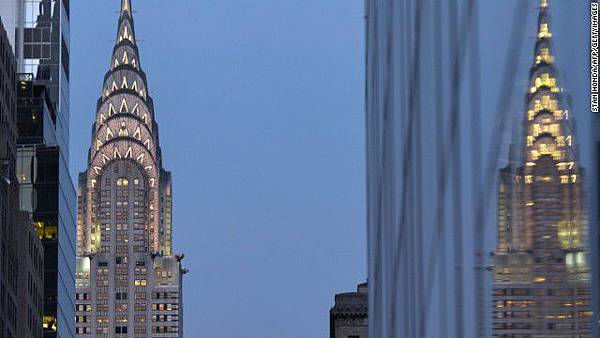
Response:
75,1,185,336
492,0,591,336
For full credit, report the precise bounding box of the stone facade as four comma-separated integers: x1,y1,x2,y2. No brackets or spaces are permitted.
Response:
330,283,368,338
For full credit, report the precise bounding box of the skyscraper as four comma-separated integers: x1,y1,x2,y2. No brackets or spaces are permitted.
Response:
0,16,21,338
364,0,481,336
0,1,76,338
492,1,591,336
75,1,184,337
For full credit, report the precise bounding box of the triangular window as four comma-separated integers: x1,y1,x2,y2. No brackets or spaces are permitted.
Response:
106,128,114,141
120,99,128,113
119,122,129,137
113,148,122,159
133,127,141,140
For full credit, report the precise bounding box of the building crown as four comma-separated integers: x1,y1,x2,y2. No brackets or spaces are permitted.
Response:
522,0,578,173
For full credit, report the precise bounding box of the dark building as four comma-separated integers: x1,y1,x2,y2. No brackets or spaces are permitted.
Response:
16,210,44,338
1,15,45,338
16,73,76,338
330,283,368,338
1,1,77,338
0,16,19,338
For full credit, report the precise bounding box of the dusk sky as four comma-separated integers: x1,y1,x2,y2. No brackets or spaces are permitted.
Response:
69,1,586,337
71,1,365,337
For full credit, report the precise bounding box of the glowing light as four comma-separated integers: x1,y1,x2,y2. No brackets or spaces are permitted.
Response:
538,23,552,39
530,73,559,94
535,47,553,65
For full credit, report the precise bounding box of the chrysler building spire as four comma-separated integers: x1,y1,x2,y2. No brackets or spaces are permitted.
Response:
492,1,590,336
75,1,184,336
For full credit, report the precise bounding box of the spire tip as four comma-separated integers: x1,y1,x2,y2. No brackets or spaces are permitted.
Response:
121,0,132,16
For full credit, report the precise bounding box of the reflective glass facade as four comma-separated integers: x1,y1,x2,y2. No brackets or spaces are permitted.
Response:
20,0,70,159
16,76,76,338
2,1,75,338
365,0,482,337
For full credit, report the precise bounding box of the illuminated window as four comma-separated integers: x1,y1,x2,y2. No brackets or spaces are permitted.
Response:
134,279,147,286
526,136,534,147
120,99,128,112
116,178,129,187
119,122,129,137
530,73,559,94
538,23,552,39
535,47,554,65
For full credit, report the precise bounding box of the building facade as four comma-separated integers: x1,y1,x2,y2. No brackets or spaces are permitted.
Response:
492,1,592,336
16,74,76,338
0,17,20,338
330,283,368,338
16,210,45,338
0,1,75,338
75,1,185,337
0,16,45,338
0,1,76,338
365,0,481,336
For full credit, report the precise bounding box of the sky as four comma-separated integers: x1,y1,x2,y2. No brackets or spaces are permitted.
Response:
69,1,588,337
70,1,366,337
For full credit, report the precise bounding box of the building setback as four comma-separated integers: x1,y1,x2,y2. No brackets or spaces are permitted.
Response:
75,1,185,337
492,0,591,336
330,283,368,338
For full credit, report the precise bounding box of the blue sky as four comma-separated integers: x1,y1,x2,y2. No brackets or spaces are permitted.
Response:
71,1,366,337
69,1,588,337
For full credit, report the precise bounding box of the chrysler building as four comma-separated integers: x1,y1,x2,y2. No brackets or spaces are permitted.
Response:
492,0,591,336
75,1,185,336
